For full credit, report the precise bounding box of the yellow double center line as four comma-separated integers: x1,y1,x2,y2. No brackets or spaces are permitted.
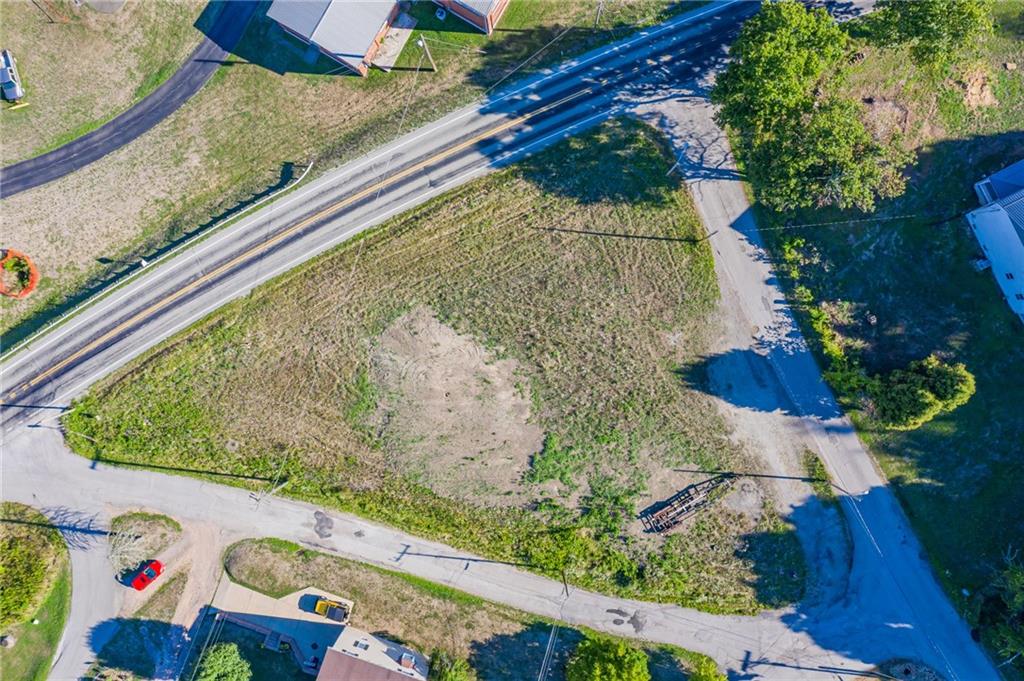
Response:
6,87,592,401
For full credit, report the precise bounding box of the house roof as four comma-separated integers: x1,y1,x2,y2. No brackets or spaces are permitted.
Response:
989,159,1024,201
316,627,428,681
966,186,1024,322
266,0,396,72
451,0,503,16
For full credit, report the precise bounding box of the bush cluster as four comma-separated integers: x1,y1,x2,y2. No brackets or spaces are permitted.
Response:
870,355,975,430
566,637,650,681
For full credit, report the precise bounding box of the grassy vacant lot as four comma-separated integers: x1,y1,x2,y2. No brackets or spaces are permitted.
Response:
742,0,1024,659
217,537,715,681
0,0,701,343
0,503,72,681
0,0,205,163
65,120,803,615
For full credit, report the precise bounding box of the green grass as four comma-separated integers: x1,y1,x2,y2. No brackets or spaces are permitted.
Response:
64,119,803,615
0,554,71,681
0,503,67,630
111,511,182,534
802,451,837,505
198,623,307,681
732,0,1024,668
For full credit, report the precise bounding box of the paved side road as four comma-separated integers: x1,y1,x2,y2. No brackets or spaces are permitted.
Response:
0,1,258,199
629,89,997,680
0,426,973,681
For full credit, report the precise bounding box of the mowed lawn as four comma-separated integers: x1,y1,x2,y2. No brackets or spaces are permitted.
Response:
66,120,804,615
0,0,699,341
747,0,1024,641
0,0,205,163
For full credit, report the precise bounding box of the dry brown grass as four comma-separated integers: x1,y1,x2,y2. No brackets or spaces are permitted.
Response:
223,538,708,680
225,539,530,661
0,0,694,335
0,0,205,163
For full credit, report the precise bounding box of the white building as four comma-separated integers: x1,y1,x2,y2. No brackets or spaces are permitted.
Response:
966,159,1024,325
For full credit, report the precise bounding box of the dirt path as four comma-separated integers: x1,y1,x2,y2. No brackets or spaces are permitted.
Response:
632,91,851,607
113,512,230,679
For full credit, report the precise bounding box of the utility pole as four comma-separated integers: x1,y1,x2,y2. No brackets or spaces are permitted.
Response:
417,37,437,72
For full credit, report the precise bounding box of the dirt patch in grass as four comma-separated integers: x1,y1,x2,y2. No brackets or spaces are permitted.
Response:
0,0,205,163
369,305,543,506
66,119,802,615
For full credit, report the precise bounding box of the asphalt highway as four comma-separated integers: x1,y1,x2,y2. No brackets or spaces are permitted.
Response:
0,0,755,430
0,1,258,198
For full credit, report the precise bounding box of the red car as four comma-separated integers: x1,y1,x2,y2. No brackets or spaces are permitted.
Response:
131,560,163,591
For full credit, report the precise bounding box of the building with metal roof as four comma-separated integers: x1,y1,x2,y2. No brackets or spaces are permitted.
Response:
433,0,510,34
266,0,400,76
966,159,1024,325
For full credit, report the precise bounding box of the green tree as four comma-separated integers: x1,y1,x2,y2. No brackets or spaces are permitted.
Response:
712,0,848,139
197,643,252,681
747,97,910,212
871,355,975,430
875,0,993,67
566,637,650,681
913,354,975,411
993,559,1024,660
689,657,727,681
429,650,476,681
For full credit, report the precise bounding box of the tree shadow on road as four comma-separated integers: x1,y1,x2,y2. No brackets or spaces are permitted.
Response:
469,622,582,681
88,618,188,680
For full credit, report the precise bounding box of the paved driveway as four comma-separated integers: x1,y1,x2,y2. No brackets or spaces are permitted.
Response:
0,1,258,198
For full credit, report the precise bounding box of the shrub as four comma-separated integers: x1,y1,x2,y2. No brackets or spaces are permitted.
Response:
0,503,61,628
871,355,975,430
689,657,727,681
428,650,476,681
197,643,252,681
0,537,49,628
873,0,993,67
993,559,1024,661
566,637,650,681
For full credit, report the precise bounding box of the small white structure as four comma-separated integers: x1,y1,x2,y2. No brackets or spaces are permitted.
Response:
966,159,1024,325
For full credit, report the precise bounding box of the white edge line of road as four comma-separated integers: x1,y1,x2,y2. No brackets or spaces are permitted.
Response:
0,0,741,373
0,161,316,365
46,108,613,411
